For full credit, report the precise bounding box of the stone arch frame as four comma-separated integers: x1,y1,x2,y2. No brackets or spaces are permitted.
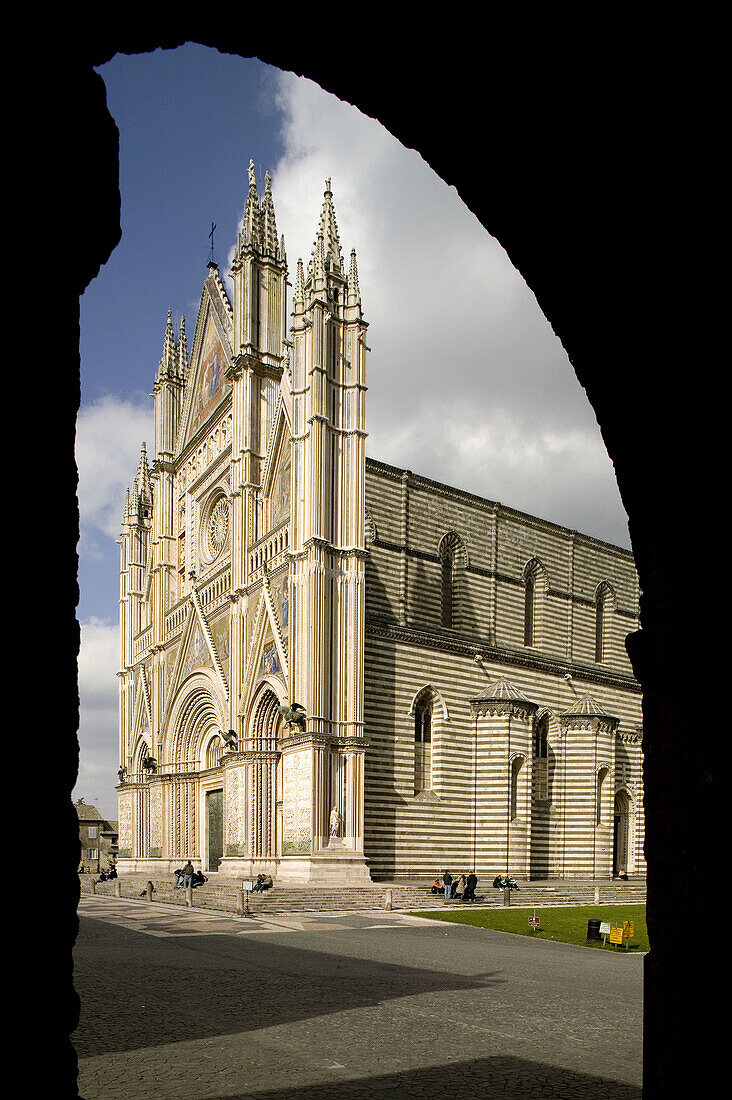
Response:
131,734,151,777
246,680,286,748
593,580,617,664
613,783,635,874
522,557,548,648
438,530,469,629
509,750,528,821
406,683,451,721
59,41,706,1097
595,762,613,825
163,669,227,772
243,682,284,861
406,684,451,796
532,707,560,803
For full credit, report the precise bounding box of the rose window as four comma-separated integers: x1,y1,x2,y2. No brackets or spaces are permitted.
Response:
206,497,229,559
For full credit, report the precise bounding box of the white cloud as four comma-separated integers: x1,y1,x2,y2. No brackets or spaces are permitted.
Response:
73,617,120,822
76,394,154,541
268,71,629,548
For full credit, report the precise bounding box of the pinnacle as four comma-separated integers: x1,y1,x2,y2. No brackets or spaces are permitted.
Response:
348,248,361,305
294,258,305,305
135,441,152,500
312,178,343,274
237,158,284,261
178,315,188,375
247,158,258,194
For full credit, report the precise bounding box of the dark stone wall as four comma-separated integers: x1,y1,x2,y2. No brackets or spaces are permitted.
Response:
40,21,711,1097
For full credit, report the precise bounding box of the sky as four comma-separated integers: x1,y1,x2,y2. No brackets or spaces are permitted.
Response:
75,43,630,822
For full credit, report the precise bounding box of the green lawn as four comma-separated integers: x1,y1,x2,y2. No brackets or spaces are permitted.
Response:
411,904,648,951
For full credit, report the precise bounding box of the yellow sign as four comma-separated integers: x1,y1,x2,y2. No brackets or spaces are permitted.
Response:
609,926,624,944
623,921,634,938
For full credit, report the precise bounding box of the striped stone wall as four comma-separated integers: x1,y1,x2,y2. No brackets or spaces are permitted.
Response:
363,459,644,882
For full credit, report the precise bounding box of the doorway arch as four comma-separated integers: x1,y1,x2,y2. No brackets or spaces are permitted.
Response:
613,788,632,875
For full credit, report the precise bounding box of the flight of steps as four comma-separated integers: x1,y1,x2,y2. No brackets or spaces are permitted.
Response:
79,874,646,914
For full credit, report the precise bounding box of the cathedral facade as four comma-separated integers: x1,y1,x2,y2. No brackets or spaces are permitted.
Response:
116,168,644,883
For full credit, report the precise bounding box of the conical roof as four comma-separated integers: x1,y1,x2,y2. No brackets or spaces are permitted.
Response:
561,692,609,717
474,676,529,702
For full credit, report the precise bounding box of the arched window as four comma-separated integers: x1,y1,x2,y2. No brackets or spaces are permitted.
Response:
510,755,525,820
533,713,550,801
524,575,535,645
442,553,454,628
438,532,467,630
523,558,546,648
594,583,615,663
414,701,432,792
596,766,610,824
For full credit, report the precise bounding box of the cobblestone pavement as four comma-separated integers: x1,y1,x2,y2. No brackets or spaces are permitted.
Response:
74,895,643,1099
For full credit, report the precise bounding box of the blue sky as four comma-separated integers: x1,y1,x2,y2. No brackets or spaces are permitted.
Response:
75,43,630,820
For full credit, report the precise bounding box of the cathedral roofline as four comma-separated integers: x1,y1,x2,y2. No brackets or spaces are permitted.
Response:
364,456,634,557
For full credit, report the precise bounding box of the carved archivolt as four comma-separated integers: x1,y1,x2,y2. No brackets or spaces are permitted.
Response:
164,670,226,770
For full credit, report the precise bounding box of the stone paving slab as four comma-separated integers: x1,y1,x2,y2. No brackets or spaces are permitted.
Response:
74,895,642,1099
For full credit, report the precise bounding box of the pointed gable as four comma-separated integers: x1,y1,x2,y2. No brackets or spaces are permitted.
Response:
176,266,234,454
164,596,229,720
260,396,292,536
240,581,288,717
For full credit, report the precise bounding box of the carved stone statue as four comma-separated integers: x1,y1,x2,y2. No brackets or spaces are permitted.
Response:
329,806,342,837
218,729,238,750
278,703,307,732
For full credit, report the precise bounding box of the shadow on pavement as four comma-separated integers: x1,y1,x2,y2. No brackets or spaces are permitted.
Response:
73,916,505,1057
203,1055,642,1099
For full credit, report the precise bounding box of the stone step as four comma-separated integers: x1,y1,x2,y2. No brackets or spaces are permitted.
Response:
80,875,645,914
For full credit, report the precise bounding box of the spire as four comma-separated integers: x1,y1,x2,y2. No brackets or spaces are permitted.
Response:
348,248,361,306
314,230,326,280
134,441,152,503
261,170,280,258
156,308,176,381
177,314,188,376
311,178,343,275
294,258,305,311
241,158,260,250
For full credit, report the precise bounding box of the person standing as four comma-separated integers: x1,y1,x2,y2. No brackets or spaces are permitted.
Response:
464,872,478,902
442,870,453,901
182,860,195,889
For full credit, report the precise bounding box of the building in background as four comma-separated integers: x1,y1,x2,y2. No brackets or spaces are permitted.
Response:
116,168,643,883
75,799,118,874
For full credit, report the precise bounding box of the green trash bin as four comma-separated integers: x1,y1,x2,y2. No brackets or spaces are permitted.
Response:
587,918,601,941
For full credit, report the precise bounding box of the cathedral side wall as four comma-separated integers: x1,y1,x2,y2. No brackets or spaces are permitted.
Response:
365,461,639,670
363,628,644,881
364,460,644,882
